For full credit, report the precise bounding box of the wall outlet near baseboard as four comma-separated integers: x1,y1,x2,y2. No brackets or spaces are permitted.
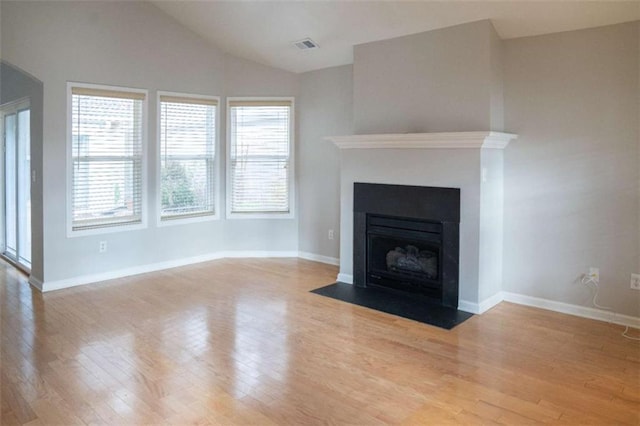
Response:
328,229,334,240
631,273,640,290
99,241,107,253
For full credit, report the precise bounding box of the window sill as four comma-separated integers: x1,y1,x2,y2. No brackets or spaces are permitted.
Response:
225,212,295,220
157,213,219,227
67,221,147,238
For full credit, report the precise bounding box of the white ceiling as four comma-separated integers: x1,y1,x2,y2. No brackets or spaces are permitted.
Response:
152,1,640,74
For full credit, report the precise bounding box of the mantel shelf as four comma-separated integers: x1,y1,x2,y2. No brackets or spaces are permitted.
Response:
326,131,517,150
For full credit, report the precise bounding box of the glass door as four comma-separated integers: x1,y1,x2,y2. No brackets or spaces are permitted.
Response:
2,100,31,270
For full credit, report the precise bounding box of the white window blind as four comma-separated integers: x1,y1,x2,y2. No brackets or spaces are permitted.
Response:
71,86,145,231
228,100,292,214
160,95,217,220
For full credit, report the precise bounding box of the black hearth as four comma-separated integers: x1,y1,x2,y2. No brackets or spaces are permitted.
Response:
354,183,460,308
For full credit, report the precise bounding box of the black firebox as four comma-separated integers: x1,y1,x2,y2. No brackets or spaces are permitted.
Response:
353,183,460,308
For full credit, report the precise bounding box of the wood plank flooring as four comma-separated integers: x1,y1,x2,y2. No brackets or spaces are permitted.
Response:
1,257,639,425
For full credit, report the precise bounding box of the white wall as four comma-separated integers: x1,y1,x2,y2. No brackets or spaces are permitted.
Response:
478,148,504,302
503,22,640,316
298,65,352,260
1,1,299,283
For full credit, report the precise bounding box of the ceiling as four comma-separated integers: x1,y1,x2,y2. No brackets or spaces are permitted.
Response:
151,1,640,74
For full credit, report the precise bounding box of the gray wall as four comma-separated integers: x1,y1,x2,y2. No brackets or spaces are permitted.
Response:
503,22,640,316
298,65,352,259
489,27,505,131
342,19,639,316
343,20,510,307
353,20,503,134
1,1,299,283
0,62,44,282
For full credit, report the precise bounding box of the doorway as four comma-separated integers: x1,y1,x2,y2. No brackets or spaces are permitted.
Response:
1,99,31,271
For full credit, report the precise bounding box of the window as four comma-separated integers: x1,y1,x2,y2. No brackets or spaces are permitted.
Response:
68,84,146,233
227,98,294,218
159,93,218,222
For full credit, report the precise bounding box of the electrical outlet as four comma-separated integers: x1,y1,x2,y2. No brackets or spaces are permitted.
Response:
328,229,334,240
589,267,599,282
631,273,640,290
99,241,107,253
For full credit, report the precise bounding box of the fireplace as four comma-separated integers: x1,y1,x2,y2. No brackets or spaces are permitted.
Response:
329,131,517,316
354,183,460,308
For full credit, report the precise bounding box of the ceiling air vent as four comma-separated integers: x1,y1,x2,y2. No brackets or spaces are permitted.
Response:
293,38,319,51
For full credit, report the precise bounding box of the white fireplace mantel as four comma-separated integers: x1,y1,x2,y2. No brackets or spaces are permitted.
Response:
332,130,519,315
326,131,517,150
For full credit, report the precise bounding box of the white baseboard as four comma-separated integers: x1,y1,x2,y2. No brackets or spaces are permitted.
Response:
29,253,640,329
223,250,299,259
337,273,353,284
36,250,340,293
461,291,638,328
458,300,479,314
459,292,506,314
38,250,300,293
501,291,640,329
28,276,44,291
40,252,223,292
479,292,505,313
360,284,638,330
298,251,340,266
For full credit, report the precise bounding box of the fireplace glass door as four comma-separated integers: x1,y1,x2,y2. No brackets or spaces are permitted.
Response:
366,215,442,298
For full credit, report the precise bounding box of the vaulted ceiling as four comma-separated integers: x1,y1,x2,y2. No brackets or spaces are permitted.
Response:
152,1,640,73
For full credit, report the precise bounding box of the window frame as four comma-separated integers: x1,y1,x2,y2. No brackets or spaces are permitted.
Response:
66,82,148,237
156,91,220,227
225,97,295,220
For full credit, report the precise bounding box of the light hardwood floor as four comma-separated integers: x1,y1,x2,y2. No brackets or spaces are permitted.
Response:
1,257,639,425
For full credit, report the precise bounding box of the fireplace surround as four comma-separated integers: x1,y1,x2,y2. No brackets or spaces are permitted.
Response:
354,183,460,308
328,131,517,314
